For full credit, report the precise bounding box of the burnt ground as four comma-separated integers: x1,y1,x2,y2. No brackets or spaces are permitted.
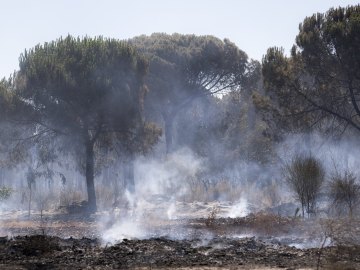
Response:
0,209,359,269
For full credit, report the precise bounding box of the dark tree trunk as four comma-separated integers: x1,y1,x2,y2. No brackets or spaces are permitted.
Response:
85,137,97,213
301,201,305,218
164,115,174,154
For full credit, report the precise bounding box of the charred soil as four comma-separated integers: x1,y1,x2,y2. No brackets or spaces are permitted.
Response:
0,211,359,269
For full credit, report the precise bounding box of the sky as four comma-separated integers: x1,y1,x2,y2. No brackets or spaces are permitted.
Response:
1,0,359,78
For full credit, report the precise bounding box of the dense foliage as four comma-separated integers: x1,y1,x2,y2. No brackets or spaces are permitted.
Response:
15,36,152,212
130,33,259,153
258,5,360,138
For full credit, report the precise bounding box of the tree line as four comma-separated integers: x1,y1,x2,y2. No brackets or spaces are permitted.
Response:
0,5,359,215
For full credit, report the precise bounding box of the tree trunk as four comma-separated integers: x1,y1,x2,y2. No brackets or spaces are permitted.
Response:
164,115,174,154
301,202,305,218
85,137,97,213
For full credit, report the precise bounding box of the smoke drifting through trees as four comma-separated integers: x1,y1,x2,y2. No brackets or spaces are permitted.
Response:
0,5,359,245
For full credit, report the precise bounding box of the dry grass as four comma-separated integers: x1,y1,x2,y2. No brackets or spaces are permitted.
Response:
59,189,85,207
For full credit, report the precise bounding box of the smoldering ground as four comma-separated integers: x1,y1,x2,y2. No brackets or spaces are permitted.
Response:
0,88,360,246
97,131,360,246
0,129,360,270
0,131,359,221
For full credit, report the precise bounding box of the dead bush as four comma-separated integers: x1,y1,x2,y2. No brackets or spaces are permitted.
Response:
283,155,325,218
328,170,360,218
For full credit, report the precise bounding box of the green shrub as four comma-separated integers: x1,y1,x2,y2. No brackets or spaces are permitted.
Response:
0,186,13,201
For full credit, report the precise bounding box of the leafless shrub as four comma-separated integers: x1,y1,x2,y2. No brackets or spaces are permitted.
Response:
283,155,325,218
205,206,219,227
329,170,360,218
317,219,335,270
35,189,56,218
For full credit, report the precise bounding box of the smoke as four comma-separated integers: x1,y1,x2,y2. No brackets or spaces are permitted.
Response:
1,96,360,247
134,147,202,200
99,145,274,243
166,202,177,220
277,133,360,177
226,198,249,218
100,147,205,243
101,218,146,244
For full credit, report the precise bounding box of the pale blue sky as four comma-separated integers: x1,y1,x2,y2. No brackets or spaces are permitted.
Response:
1,0,359,78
